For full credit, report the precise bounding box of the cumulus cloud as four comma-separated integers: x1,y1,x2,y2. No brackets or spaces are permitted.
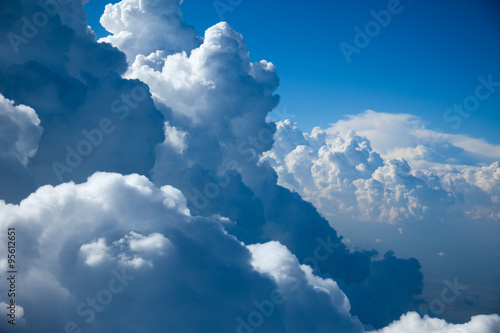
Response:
0,93,43,202
0,172,365,333
100,0,200,62
79,238,113,267
0,0,165,200
263,119,499,223
367,311,500,333
1,0,496,331
328,110,500,168
0,94,42,165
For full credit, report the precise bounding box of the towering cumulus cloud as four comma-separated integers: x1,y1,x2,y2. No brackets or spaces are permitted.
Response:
0,0,499,332
263,118,500,223
106,2,425,328
100,0,201,62
0,172,364,332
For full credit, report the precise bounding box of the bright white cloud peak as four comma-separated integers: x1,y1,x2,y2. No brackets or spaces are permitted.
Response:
264,119,500,223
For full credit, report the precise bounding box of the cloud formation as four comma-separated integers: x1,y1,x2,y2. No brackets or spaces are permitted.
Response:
368,311,500,333
0,172,364,333
100,0,201,62
0,0,498,331
263,119,499,223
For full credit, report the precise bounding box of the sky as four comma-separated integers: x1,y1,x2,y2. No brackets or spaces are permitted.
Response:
0,0,499,332
86,0,500,143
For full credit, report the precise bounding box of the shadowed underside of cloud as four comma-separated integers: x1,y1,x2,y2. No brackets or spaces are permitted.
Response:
329,110,500,168
0,172,364,333
114,11,429,327
0,93,42,202
0,0,165,196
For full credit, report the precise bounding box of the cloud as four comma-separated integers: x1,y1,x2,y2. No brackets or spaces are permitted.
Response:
328,110,500,168
100,0,201,62
0,93,43,202
79,238,113,267
262,120,455,223
0,172,365,333
0,0,165,200
247,241,364,332
1,0,495,331
263,119,500,223
0,93,43,165
367,311,500,333
109,5,425,327
119,231,170,253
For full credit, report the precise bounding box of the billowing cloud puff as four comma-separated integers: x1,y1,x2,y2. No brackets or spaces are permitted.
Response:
420,162,500,220
100,0,201,62
127,21,278,143
329,110,500,168
1,0,495,331
368,311,500,333
0,172,365,333
263,120,458,223
264,119,500,223
247,241,364,332
0,93,43,202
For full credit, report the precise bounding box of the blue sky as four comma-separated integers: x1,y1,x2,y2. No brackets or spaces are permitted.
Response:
86,0,500,143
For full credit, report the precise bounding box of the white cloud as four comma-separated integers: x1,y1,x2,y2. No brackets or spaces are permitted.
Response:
328,110,500,169
162,122,189,154
263,118,500,223
0,93,43,166
1,0,496,330
0,172,367,332
247,241,363,331
79,238,113,266
100,0,200,62
368,311,500,333
246,243,419,331
118,231,170,253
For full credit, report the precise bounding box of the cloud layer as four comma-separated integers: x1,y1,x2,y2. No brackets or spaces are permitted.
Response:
368,311,500,333
0,0,498,332
263,118,500,223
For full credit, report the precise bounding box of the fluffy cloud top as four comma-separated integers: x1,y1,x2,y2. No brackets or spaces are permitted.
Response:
0,93,43,202
329,110,500,168
100,0,200,62
368,312,500,333
263,119,499,223
0,94,42,166
0,172,364,333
